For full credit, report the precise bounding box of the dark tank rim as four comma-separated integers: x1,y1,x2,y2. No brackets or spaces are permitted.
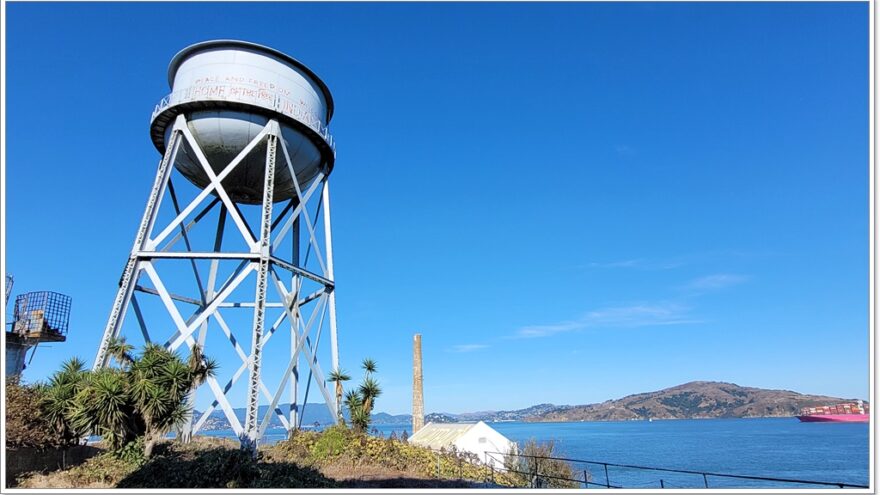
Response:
167,39,335,123
149,100,336,174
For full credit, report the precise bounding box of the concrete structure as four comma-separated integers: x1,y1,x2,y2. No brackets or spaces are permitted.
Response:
5,339,28,378
408,421,516,470
412,333,424,433
3,275,18,376
5,274,13,307
94,40,340,455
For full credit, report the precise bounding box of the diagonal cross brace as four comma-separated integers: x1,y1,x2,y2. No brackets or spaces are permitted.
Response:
190,291,322,435
271,171,325,254
162,262,256,352
258,288,329,437
278,141,328,275
258,268,335,436
140,261,245,435
94,126,183,369
213,311,291,431
147,121,272,250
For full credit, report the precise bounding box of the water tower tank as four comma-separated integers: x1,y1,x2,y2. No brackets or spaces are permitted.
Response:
150,40,335,204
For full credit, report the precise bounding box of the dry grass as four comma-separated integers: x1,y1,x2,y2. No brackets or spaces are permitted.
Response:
17,471,111,489
322,463,484,488
16,449,126,489
15,430,513,489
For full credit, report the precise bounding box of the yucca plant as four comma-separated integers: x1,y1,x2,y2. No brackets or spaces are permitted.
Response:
40,357,90,445
343,389,366,432
361,358,377,377
341,358,382,433
68,367,138,450
46,338,217,457
359,376,382,415
127,343,217,456
328,368,351,424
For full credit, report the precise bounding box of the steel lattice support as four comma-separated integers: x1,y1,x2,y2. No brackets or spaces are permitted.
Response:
94,115,340,455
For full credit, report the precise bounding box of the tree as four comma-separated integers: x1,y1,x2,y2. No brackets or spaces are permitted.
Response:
51,338,217,457
40,357,90,445
126,342,217,456
340,358,382,433
328,368,351,424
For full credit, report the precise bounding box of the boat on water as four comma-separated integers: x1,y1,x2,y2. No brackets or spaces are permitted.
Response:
797,400,869,423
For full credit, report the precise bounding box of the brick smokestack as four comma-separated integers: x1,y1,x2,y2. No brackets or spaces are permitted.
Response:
412,333,424,433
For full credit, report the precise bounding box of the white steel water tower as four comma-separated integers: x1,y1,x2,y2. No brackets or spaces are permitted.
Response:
94,40,340,453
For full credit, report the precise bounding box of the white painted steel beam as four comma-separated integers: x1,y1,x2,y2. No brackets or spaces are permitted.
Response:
97,109,341,453
242,123,279,452
94,123,183,369
322,179,340,390
279,141,327,275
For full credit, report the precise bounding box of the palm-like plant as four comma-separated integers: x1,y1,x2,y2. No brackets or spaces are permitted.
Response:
40,357,89,445
343,389,362,409
343,390,367,431
106,336,135,367
340,359,382,433
51,342,216,457
328,369,351,424
358,376,382,416
68,368,137,450
361,358,377,377
128,343,216,456
350,407,371,433
187,344,218,388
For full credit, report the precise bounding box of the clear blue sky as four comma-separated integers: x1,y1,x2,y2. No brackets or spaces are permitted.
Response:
5,2,869,415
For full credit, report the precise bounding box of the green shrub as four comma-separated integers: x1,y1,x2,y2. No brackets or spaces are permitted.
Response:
58,449,143,486
111,438,146,466
310,425,349,460
41,340,216,457
114,439,337,488
267,429,521,487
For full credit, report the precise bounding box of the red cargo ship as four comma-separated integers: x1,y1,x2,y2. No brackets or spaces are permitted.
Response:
797,401,869,423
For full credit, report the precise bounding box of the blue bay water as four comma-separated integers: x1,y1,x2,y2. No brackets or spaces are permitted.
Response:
200,418,868,488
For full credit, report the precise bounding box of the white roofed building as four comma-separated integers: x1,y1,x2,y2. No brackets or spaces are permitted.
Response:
407,421,516,470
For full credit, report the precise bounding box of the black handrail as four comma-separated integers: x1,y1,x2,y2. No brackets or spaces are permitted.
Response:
485,450,869,489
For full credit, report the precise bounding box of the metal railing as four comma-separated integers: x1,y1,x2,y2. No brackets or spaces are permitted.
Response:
479,450,869,489
152,83,336,154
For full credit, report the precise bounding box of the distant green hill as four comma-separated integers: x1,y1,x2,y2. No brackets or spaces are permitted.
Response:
526,381,861,422
195,403,336,430
195,381,861,430
195,403,411,430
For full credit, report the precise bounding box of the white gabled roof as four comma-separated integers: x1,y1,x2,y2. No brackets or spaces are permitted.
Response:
408,422,479,449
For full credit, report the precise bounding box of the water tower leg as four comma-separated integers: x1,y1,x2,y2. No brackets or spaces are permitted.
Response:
93,126,183,370
242,124,279,455
289,216,301,436
322,179,341,418
180,205,227,443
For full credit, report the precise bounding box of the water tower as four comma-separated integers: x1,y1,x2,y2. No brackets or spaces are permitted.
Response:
94,40,341,452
